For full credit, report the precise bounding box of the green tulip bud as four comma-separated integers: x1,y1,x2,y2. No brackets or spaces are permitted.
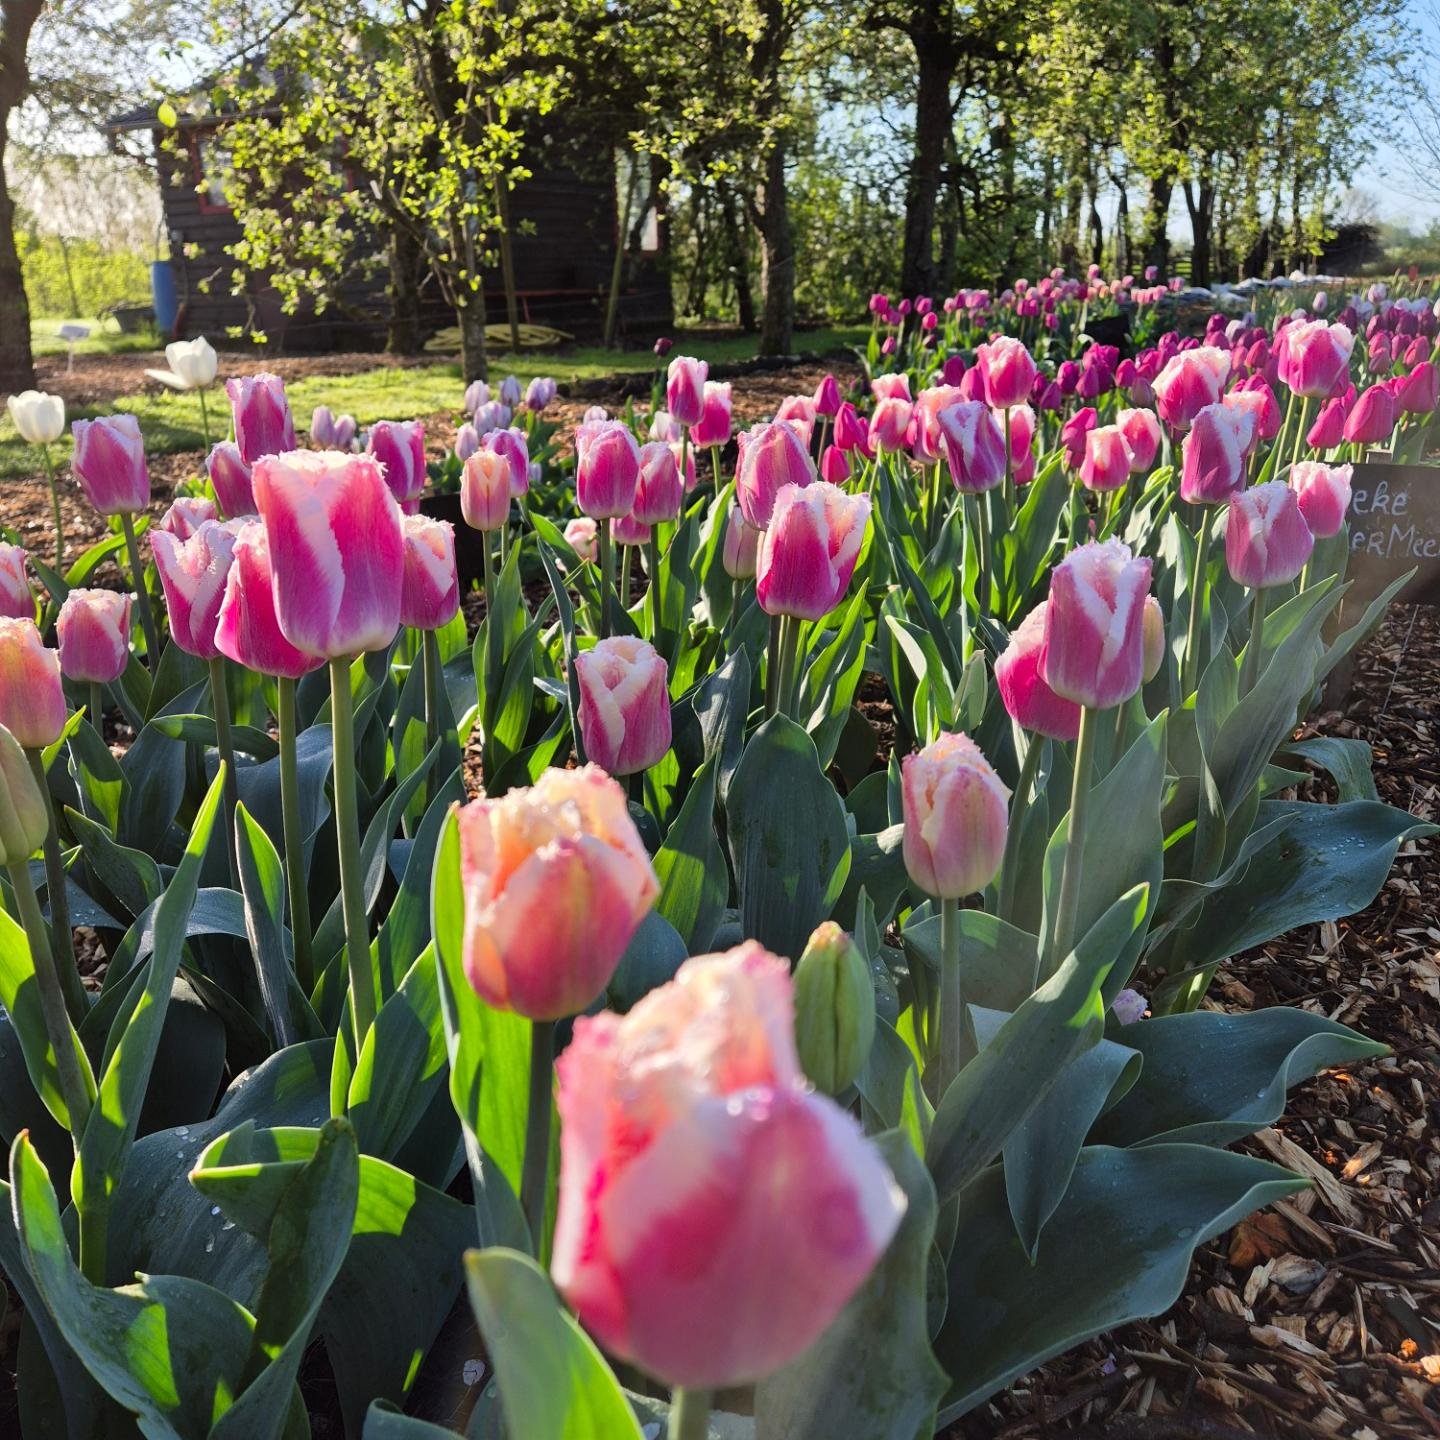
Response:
0,725,47,867
793,921,876,1095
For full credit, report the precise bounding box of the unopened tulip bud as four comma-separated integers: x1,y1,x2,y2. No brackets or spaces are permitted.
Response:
1061,407,1098,469
564,516,599,562
524,376,557,413
226,373,296,464
871,374,911,402
692,382,733,449
71,414,150,515
57,589,131,684
977,337,1037,409
1289,461,1353,539
1041,540,1153,709
1116,408,1162,472
464,380,491,414
666,356,708,427
901,731,1009,900
6,390,64,446
1141,595,1165,682
1079,425,1134,492
834,402,869,454
757,482,870,621
1307,396,1348,449
575,420,641,520
207,441,254,517
632,442,684,525
1226,482,1314,588
869,396,912,453
455,765,658,1019
0,723,48,865
937,402,1006,493
820,444,850,484
1278,320,1354,399
0,616,65,748
1113,988,1147,1024
367,419,428,508
612,513,651,547
311,405,340,447
0,545,32,620
1179,402,1253,505
653,336,673,357
461,449,512,533
575,636,672,776
1396,361,1438,416
499,375,523,409
736,420,816,528
400,515,459,631
1343,383,1397,446
813,373,842,417
793,922,875,1095
723,503,761,580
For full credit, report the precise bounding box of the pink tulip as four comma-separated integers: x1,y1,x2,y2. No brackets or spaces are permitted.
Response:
649,408,681,446
482,428,530,495
311,405,341,448
632,442,685,525
901,731,1009,899
871,373,911,402
454,764,658,1019
909,385,965,465
158,496,218,540
1179,402,1253,505
1006,404,1037,485
976,337,1036,410
936,402,1006,493
1307,396,1348,450
575,420,642,520
400,515,459,631
1078,425,1134,493
151,518,240,661
1342,383,1397,445
454,424,481,463
1041,539,1153,709
756,482,870,621
820,444,850,484
869,396,913,453
1277,320,1354,399
1225,482,1314,588
564,516,599,563
0,545,31,619
692,382,733,449
225,374,296,465
0,618,66,747
551,943,904,1388
252,450,405,658
1061,407,1098,469
1116,408,1162,472
666,355,708,427
1141,595,1165,683
957,365,987,402
57,589,132,685
1233,376,1283,440
611,513,651,547
723,503,761,579
367,420,428,508
207,441,255,518
774,395,817,450
1153,346,1230,430
1289,461,1353,540
71,413,150,515
576,636,672,776
1396,360,1438,415
461,449,513,533
736,421,816,528
214,522,324,679
994,603,1082,741
834,402,870,454
813,373,843,417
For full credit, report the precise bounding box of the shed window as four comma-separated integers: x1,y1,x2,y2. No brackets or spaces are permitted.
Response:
191,133,232,214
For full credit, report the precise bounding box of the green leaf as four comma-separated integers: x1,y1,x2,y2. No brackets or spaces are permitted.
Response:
901,909,1040,1018
118,679,209,855
235,802,307,1049
933,1144,1307,1421
65,717,127,832
606,908,688,1013
653,758,727,951
755,1131,948,1440
926,884,1149,1203
1283,736,1379,803
1095,1007,1387,1147
856,1017,933,1153
363,1404,462,1438
153,714,280,761
66,805,163,920
463,1247,644,1440
726,716,851,960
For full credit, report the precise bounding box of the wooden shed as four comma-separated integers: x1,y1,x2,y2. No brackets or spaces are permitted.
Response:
102,104,673,352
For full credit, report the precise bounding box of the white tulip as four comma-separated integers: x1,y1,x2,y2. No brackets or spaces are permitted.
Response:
6,390,65,446
164,336,218,389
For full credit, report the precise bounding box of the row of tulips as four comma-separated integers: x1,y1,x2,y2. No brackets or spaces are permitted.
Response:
0,286,1434,1440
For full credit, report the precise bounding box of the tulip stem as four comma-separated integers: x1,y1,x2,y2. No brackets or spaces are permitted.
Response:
971,494,992,614
422,627,442,772
197,386,213,452
1182,505,1215,696
1051,704,1099,967
5,857,93,1140
765,612,783,716
24,748,85,1022
520,1018,555,1255
120,512,162,677
997,736,1045,925
619,545,632,614
89,682,104,737
670,1387,711,1440
773,615,804,720
597,521,614,639
1289,396,1312,472
329,656,377,1050
1240,587,1267,695
39,442,64,573
647,532,662,644
480,529,494,619
277,676,313,993
937,895,964,1100
1003,405,1013,511
207,658,241,888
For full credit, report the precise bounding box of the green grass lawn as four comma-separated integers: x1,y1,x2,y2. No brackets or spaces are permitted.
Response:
3,323,868,481
31,316,164,357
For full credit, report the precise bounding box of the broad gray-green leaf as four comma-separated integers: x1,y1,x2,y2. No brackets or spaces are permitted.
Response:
652,758,727,951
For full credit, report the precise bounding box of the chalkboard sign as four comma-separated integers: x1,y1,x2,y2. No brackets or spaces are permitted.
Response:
1347,462,1440,607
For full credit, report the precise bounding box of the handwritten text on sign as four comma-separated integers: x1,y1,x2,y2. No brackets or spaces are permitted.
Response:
1347,463,1440,605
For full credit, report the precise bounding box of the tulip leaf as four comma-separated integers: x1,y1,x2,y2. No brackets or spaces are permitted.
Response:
653,757,727,951
118,678,209,855
902,908,1040,1020
63,715,127,832
233,719,335,853
65,804,163,920
726,715,852,961
926,882,1148,1203
1283,736,1379,804
833,823,908,933
933,1144,1307,1421
689,645,751,803
755,1130,947,1440
796,590,868,769
234,801,307,1049
363,1404,463,1438
856,1017,933,1153
152,713,281,761
1093,1006,1387,1148
463,1246,645,1440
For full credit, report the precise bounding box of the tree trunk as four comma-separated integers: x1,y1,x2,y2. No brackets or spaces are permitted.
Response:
1184,170,1215,289
1142,173,1173,275
457,287,487,384
386,226,426,356
1115,183,1131,275
899,30,956,299
757,137,793,355
718,182,755,332
0,1,42,393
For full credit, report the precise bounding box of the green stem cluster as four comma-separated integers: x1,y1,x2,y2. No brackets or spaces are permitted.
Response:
329,656,376,1049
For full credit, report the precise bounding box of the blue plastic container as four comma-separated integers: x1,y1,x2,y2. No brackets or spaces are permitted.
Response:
150,260,179,337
